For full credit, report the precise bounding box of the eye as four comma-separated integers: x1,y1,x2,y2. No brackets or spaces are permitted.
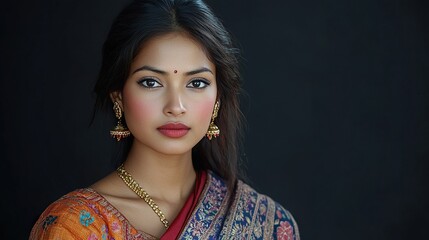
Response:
187,79,210,89
137,78,162,88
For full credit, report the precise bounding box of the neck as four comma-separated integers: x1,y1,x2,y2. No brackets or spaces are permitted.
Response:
122,141,197,202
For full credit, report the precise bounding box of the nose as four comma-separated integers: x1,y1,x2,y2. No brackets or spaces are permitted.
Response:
163,90,186,117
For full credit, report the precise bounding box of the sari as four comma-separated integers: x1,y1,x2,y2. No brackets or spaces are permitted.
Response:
30,171,300,239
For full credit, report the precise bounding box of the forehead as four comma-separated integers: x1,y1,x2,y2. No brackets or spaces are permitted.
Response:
132,32,215,72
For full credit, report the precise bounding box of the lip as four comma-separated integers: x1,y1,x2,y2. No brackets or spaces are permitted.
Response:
157,123,190,138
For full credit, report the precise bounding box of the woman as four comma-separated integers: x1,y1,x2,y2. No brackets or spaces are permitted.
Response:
30,0,300,239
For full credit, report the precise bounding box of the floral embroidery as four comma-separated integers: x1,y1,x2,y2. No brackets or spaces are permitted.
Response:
42,215,57,230
231,224,243,238
88,233,98,240
79,210,95,227
30,173,299,240
276,221,294,240
111,221,121,232
181,173,229,239
190,220,206,236
179,172,299,240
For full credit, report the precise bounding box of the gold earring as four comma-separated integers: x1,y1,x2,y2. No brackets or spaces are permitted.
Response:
110,102,130,141
206,101,220,140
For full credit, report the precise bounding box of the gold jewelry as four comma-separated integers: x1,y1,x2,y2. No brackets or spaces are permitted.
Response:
116,164,169,228
110,102,130,141
206,101,220,140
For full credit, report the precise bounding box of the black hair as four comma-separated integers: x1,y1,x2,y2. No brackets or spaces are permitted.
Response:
94,0,243,188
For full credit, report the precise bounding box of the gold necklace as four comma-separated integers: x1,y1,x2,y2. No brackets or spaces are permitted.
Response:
116,164,169,228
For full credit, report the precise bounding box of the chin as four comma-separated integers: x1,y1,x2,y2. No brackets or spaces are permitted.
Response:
149,141,196,155
133,132,205,156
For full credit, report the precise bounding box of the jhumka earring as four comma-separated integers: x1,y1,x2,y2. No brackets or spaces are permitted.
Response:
110,102,130,141
206,101,220,140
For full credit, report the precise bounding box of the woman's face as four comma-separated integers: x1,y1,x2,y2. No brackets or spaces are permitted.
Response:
114,32,217,155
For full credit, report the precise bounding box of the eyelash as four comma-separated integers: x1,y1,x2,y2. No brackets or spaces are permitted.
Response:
186,79,211,89
137,78,211,89
137,78,162,88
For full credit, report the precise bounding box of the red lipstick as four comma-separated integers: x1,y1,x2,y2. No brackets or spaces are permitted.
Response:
157,123,190,138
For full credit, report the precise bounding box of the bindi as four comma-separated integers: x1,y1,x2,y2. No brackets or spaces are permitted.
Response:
174,70,178,74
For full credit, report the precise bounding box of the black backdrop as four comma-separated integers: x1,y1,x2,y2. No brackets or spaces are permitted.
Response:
1,0,428,239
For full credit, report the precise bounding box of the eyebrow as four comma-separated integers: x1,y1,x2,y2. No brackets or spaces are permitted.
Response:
132,65,214,76
186,67,213,76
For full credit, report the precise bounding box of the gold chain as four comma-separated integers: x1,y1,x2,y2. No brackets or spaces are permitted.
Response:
116,164,169,228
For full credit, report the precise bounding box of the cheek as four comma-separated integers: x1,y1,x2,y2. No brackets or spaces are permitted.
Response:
122,88,157,123
193,99,216,123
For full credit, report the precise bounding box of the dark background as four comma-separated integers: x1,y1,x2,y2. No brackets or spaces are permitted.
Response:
1,0,428,239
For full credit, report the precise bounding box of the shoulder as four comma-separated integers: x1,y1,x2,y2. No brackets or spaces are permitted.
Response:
271,199,301,240
29,188,124,240
227,178,301,240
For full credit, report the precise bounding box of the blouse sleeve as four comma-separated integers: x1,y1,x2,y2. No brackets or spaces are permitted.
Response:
29,199,109,240
272,202,300,240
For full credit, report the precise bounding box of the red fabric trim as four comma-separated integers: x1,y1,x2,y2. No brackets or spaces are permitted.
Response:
160,171,207,240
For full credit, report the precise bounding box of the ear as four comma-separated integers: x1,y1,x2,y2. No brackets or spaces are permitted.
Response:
110,91,124,110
